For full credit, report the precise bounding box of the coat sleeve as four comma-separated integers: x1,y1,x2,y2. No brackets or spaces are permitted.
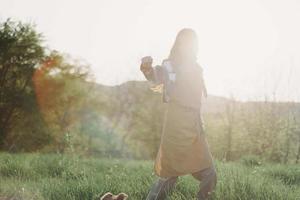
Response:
202,75,208,98
140,62,164,84
198,64,208,98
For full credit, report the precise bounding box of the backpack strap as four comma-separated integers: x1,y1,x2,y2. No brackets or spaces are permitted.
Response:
161,60,176,102
162,60,176,82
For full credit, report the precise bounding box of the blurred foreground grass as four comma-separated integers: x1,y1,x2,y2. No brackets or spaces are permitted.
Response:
0,153,299,200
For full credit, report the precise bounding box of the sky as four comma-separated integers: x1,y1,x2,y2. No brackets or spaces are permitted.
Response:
1,0,300,101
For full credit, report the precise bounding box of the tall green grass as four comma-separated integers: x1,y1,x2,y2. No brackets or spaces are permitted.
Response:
0,153,299,200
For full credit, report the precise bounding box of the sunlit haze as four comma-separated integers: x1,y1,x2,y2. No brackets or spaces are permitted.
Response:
1,0,300,101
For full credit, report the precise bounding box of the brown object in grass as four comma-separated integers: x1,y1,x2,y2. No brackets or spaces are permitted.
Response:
100,192,128,200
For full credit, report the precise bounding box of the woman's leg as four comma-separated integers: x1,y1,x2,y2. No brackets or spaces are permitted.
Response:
192,166,217,200
145,176,178,200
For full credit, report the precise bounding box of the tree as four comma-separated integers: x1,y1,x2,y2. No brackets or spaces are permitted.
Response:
32,51,91,153
0,19,44,149
223,98,237,161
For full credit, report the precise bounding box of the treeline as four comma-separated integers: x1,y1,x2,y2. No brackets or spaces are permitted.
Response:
0,19,299,164
203,98,300,164
0,19,92,153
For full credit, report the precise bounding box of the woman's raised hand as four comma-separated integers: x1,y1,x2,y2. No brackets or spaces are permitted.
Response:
141,56,153,64
140,56,153,72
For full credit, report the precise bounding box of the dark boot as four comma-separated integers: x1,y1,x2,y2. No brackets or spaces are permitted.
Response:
145,176,178,200
192,166,217,200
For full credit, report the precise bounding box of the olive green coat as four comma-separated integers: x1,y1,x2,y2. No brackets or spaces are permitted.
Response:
141,60,213,178
154,102,213,177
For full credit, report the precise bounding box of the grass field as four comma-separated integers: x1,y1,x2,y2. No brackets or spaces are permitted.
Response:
0,153,299,200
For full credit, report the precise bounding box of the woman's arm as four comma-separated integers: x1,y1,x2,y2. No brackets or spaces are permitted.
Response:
140,57,155,81
198,64,208,98
202,77,208,98
140,56,164,84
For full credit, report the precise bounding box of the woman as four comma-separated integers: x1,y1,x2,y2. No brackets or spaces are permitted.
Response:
140,28,217,200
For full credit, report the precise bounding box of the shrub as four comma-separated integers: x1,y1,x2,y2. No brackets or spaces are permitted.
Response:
240,155,262,167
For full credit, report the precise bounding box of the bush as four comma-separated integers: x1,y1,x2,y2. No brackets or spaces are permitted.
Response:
240,155,262,167
264,165,300,185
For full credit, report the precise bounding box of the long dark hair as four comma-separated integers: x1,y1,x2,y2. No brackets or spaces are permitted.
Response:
168,28,198,68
